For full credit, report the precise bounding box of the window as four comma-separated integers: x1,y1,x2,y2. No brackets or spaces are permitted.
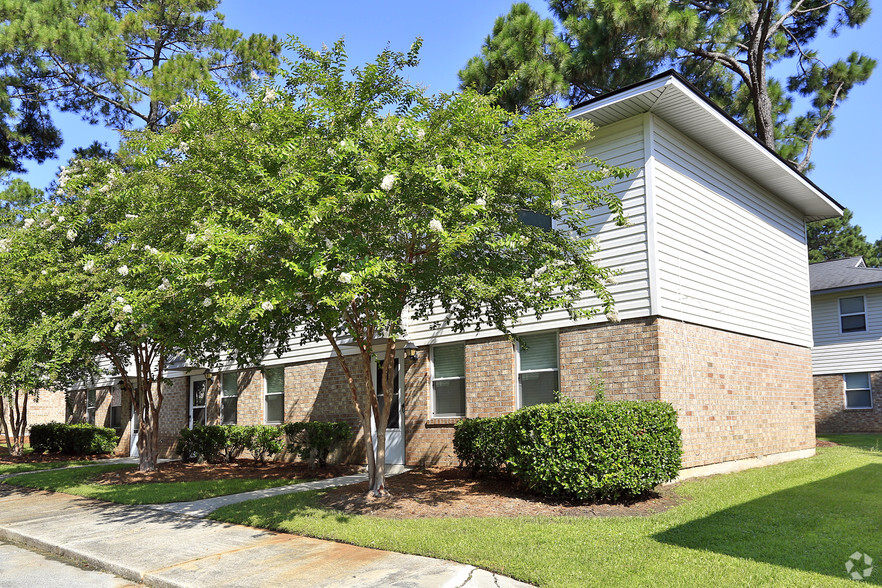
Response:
190,379,207,428
839,296,867,333
264,367,285,424
845,373,873,409
221,373,239,425
432,344,465,417
517,210,552,231
518,332,559,407
109,387,122,428
86,389,96,425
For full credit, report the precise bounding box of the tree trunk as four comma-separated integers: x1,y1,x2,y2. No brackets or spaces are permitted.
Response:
0,389,28,457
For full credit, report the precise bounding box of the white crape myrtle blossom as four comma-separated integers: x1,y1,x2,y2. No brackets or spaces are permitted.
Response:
606,275,619,286
429,219,443,233
552,199,563,209
179,141,189,153
55,188,64,196
261,301,274,312
202,297,213,307
275,218,284,226
338,272,352,284
122,305,133,314
324,238,333,249
380,174,396,191
313,267,325,279
40,218,51,228
117,265,129,276
113,322,122,333
57,216,65,223
416,128,425,140
23,218,34,229
0,238,8,253
605,309,621,323
46,224,56,232
204,278,215,288
250,70,260,81
250,122,260,131
158,278,171,291
72,310,81,319
83,260,97,274
263,88,277,103
125,214,138,219
99,184,111,193
186,233,196,243
41,269,47,275
365,118,373,128
475,197,486,207
66,229,77,242
91,333,101,343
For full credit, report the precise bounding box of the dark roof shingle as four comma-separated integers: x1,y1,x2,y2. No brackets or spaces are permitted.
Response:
809,257,882,292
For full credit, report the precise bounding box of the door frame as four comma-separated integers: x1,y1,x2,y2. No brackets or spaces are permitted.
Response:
371,353,405,465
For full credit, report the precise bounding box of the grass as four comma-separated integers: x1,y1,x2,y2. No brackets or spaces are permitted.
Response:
0,459,110,476
4,464,310,504
818,433,882,451
209,440,882,587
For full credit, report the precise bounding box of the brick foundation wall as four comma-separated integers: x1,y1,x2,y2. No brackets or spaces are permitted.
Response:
657,318,815,469
815,372,882,433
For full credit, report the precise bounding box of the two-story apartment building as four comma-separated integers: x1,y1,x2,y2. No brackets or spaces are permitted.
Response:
35,71,843,478
811,257,882,432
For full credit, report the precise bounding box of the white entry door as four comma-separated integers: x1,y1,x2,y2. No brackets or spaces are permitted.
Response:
372,358,404,464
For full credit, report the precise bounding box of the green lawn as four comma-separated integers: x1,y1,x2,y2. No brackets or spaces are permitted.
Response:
210,441,882,587
818,433,882,451
0,458,107,476
4,464,309,504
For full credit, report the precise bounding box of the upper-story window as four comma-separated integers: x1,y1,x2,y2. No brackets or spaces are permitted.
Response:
517,210,552,232
839,296,867,333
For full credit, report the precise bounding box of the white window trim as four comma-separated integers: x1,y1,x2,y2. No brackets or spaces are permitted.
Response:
516,331,560,409
189,375,207,429
839,295,868,334
844,373,873,410
263,367,285,424
430,344,466,419
220,372,239,425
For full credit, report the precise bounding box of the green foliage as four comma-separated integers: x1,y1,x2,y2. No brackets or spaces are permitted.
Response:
454,400,682,500
30,422,119,455
806,208,881,266
245,425,283,464
175,425,254,464
465,1,876,170
282,421,353,468
459,3,569,113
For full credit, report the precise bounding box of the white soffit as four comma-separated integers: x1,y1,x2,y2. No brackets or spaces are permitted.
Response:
569,74,843,222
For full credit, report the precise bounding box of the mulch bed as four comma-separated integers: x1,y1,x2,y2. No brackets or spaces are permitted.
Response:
93,460,362,485
318,468,683,519
816,439,840,447
0,449,115,464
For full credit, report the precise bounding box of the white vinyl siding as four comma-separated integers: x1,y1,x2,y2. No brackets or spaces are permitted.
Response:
812,289,882,374
650,115,812,347
431,344,466,417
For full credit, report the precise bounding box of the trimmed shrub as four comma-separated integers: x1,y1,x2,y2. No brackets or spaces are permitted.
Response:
282,421,352,468
452,417,509,476
174,425,253,464
245,425,283,464
453,400,682,501
30,422,119,455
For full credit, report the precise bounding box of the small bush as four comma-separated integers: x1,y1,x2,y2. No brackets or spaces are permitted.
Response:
452,417,509,476
30,422,119,455
283,421,352,468
174,425,254,464
453,400,682,501
245,425,283,464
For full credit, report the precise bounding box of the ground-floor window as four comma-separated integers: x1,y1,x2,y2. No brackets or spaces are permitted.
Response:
86,389,96,425
109,387,122,428
844,373,873,409
518,332,559,407
264,367,285,424
432,344,465,417
221,373,239,425
190,378,207,428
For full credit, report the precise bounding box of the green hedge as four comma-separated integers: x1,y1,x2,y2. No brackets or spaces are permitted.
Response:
453,400,682,501
30,422,119,455
282,421,352,468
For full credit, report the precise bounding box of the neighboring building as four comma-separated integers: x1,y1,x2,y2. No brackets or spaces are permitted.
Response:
811,257,882,433
53,71,842,477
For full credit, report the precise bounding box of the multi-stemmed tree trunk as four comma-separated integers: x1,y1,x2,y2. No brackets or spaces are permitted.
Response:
0,389,28,457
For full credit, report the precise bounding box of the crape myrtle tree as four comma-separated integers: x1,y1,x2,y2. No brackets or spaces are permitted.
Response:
463,1,876,171
111,37,629,494
0,157,234,471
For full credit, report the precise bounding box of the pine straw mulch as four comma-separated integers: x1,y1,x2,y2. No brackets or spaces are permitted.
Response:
816,439,840,448
0,447,116,464
92,459,362,485
318,468,683,519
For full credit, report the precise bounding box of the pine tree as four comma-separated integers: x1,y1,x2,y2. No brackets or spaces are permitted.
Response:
807,208,881,266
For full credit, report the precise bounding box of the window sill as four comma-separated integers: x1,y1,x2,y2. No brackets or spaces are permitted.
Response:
426,417,464,427
844,407,874,411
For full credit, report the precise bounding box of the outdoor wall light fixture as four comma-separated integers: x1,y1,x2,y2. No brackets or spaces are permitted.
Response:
403,341,418,362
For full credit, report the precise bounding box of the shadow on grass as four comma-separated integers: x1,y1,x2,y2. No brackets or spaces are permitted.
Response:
654,465,882,585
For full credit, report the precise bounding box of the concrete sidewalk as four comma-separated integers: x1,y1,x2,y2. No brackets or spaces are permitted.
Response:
0,486,531,587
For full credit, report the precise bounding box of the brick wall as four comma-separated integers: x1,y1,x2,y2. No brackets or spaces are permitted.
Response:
657,318,815,469
27,389,69,426
815,372,882,433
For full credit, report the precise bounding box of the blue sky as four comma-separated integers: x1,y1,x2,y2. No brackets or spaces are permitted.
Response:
17,1,882,238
